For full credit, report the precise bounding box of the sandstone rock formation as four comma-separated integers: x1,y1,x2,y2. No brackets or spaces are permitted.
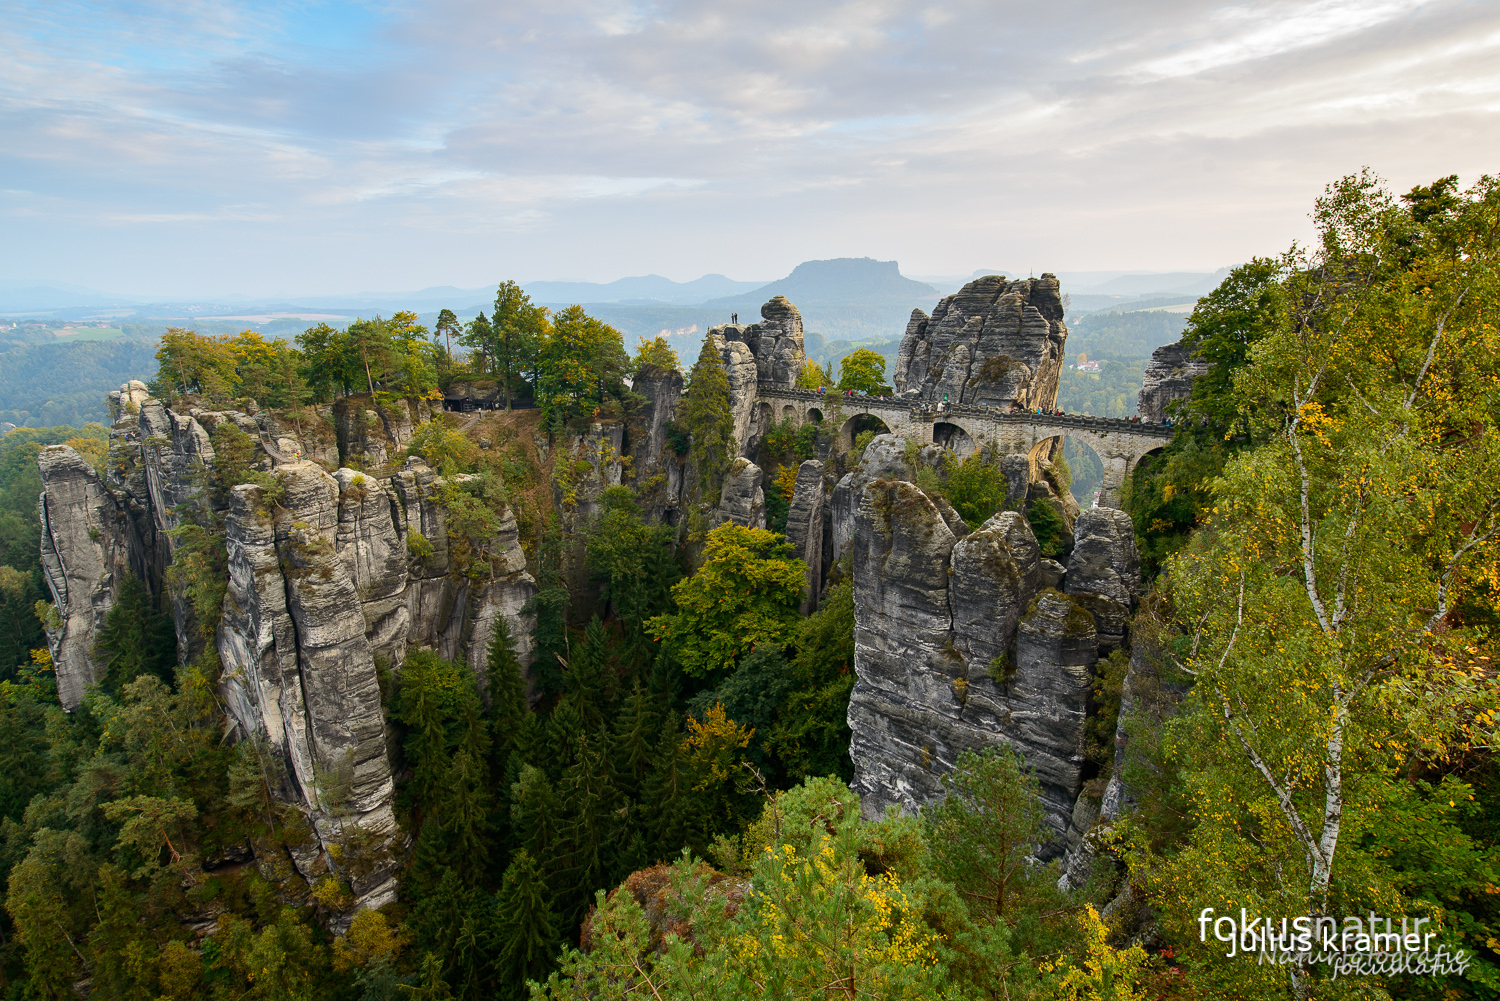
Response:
218,468,399,910
1137,341,1207,423
713,458,766,530
42,382,538,916
712,332,760,457
630,365,687,522
843,439,1140,853
892,275,1069,409
784,460,825,614
37,446,132,707
716,295,807,391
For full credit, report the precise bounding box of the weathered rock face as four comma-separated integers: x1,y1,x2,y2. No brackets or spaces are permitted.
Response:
784,460,825,613
629,365,687,522
713,333,760,457
1064,508,1142,651
43,383,538,916
334,397,429,470
1137,341,1207,423
713,458,766,530
718,295,807,391
847,468,1140,852
892,275,1068,409
218,468,400,911
1065,508,1142,609
830,435,947,562
37,446,131,707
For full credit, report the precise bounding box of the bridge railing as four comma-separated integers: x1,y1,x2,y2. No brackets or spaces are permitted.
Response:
757,386,1175,437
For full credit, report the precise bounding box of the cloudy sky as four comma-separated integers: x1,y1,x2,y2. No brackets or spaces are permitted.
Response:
3,0,1498,297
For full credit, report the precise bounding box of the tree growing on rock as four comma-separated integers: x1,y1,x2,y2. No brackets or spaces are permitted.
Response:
681,338,736,503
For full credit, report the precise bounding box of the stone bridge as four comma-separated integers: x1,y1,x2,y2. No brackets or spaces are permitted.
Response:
751,388,1174,507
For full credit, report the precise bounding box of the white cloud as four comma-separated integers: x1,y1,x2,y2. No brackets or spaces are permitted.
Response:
0,0,1496,296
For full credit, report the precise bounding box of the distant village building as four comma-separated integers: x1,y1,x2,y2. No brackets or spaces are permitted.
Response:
1072,351,1101,373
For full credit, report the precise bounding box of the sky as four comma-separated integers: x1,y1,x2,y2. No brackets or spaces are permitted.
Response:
3,0,1498,299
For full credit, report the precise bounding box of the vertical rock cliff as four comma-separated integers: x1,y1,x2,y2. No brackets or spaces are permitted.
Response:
40,383,537,915
844,439,1142,853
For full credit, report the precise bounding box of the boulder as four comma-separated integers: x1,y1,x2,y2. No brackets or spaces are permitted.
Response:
719,296,807,391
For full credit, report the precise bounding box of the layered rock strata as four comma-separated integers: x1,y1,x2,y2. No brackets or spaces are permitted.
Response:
1137,341,1207,423
845,440,1142,853
783,460,825,613
713,458,766,530
892,275,1069,409
41,383,537,914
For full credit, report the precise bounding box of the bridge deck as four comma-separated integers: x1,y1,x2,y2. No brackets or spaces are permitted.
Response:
758,387,1175,439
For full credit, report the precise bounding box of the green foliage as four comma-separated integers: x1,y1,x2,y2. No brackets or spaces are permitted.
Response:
96,575,176,694
468,281,548,408
680,338,735,503
584,487,681,646
645,524,806,680
494,850,559,999
631,336,680,374
941,450,1011,526
537,306,630,430
1025,499,1067,560
407,418,476,475
763,579,856,784
837,347,893,395
795,358,835,390
1120,171,1500,997
925,745,1053,922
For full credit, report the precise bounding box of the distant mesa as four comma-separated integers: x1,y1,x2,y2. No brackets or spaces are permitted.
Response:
706,257,938,310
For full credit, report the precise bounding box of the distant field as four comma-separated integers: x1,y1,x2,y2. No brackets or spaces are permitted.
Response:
53,326,124,340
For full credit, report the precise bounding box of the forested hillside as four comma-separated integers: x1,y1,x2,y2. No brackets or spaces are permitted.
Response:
0,173,1493,1001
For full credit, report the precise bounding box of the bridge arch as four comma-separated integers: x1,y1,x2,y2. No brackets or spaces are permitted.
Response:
805,407,824,425
932,421,978,458
839,412,893,451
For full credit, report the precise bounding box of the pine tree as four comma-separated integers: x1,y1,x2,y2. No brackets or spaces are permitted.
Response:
493,850,560,1000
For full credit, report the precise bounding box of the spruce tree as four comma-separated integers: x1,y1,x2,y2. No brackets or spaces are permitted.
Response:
641,711,691,860
510,765,562,861
556,730,620,925
485,617,528,756
609,683,659,801
493,850,560,1000
442,749,492,885
565,616,616,725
